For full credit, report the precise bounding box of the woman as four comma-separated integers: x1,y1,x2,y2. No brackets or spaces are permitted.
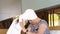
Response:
20,9,50,34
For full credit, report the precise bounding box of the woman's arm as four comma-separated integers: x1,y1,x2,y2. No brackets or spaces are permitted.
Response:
36,24,47,34
27,24,47,34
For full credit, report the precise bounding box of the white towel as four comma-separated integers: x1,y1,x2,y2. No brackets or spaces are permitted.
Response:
6,18,22,34
19,9,38,21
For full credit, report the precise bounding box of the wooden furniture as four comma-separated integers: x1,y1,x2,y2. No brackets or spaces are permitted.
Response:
35,5,60,30
0,18,13,29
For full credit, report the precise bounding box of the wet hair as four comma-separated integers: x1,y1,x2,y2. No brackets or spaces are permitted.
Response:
24,20,30,29
17,19,19,23
17,19,30,29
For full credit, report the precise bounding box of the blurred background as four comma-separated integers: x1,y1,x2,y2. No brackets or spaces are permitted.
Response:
0,0,60,34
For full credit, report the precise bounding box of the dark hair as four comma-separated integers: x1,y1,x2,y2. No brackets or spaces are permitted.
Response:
24,20,30,29
17,19,19,23
17,19,30,29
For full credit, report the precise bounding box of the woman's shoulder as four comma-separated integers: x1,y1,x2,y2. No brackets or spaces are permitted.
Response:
39,19,48,25
40,19,47,22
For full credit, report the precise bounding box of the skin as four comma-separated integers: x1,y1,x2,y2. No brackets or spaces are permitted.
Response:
20,17,47,34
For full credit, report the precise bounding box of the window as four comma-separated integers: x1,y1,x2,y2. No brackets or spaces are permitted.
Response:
48,8,60,30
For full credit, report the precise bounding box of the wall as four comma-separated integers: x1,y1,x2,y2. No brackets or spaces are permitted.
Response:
0,0,21,34
0,0,21,21
22,0,60,13
0,0,60,20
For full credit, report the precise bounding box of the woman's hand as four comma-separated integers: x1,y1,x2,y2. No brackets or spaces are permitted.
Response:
20,19,25,28
20,19,26,32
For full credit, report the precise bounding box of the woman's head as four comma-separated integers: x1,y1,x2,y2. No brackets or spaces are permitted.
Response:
22,9,38,20
19,9,39,25
29,17,40,25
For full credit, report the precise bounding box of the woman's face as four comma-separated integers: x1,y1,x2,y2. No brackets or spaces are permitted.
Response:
29,20,33,23
29,19,36,25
